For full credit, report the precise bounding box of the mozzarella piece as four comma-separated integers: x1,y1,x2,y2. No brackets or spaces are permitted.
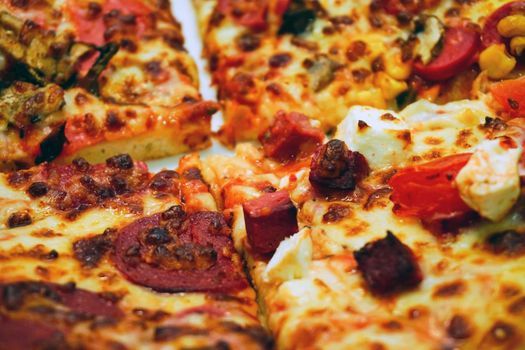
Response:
335,106,411,170
455,137,523,221
400,99,490,131
263,228,313,283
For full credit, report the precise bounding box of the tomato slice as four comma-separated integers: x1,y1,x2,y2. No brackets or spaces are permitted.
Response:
67,0,153,46
218,0,268,32
490,76,525,117
388,154,472,221
413,26,480,82
482,1,525,48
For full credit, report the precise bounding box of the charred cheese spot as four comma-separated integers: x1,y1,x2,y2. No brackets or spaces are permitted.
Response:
322,204,351,223
447,315,473,339
7,211,32,228
73,229,114,268
484,230,525,256
433,280,466,298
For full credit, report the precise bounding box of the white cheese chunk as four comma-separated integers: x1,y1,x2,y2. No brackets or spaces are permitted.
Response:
263,228,313,283
455,137,522,221
400,99,490,131
335,106,411,170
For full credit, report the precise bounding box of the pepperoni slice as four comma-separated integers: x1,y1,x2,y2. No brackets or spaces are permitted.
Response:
482,1,525,48
66,0,153,46
0,316,68,350
413,25,480,82
113,210,248,293
218,0,269,32
259,111,324,162
0,281,123,320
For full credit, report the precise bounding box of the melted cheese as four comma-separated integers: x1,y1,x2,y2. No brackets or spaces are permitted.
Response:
336,100,493,170
264,228,313,283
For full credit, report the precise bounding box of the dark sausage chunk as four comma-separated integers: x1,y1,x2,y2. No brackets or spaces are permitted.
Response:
242,190,298,254
309,139,369,191
353,231,422,295
485,230,525,256
259,111,324,162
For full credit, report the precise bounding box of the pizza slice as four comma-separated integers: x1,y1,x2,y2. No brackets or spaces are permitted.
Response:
0,153,273,349
194,0,523,146
193,99,525,349
0,0,217,170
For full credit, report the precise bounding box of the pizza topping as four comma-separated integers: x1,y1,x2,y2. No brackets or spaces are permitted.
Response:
309,139,369,192
236,32,261,52
0,82,65,134
12,155,152,215
484,230,525,256
114,210,248,292
7,211,32,228
490,76,525,116
482,1,525,47
0,281,123,320
353,231,422,295
259,111,324,162
413,25,480,82
278,0,316,35
149,170,180,192
447,314,473,339
0,316,68,350
455,137,522,221
413,15,444,65
218,0,268,32
68,0,154,46
263,228,312,282
389,154,472,221
106,153,133,170
336,106,410,170
73,228,115,268
479,44,516,80
308,55,341,92
76,42,119,96
27,181,48,197
242,190,298,255
0,11,94,85
379,0,427,16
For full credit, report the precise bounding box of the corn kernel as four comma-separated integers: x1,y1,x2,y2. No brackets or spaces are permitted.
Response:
497,15,525,37
479,44,516,79
510,36,525,56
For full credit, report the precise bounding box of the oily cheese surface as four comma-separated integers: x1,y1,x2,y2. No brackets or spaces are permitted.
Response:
0,156,272,350
196,99,525,350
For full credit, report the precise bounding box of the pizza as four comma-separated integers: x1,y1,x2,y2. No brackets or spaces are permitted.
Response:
193,0,525,146
0,0,217,170
185,97,525,349
0,153,273,349
3,0,525,349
